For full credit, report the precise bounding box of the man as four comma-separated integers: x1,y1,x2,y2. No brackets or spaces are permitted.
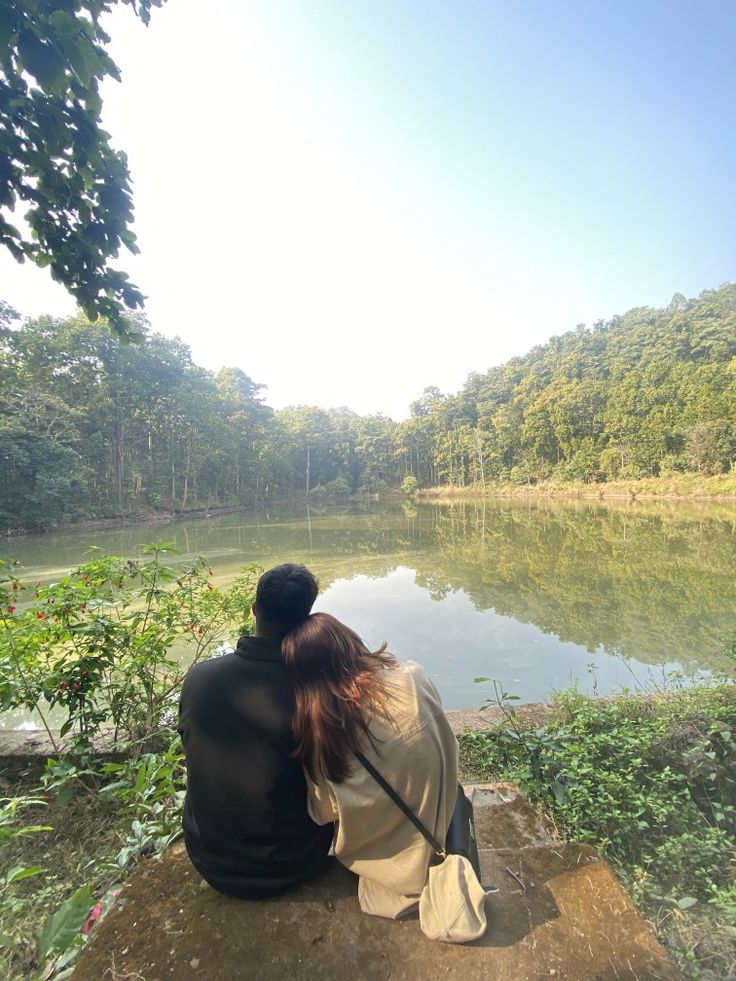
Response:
178,563,334,898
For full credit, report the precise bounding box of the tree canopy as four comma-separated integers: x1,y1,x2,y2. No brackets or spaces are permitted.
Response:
0,283,735,529
0,0,163,336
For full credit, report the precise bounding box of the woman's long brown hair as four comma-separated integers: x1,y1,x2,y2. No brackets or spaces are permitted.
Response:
281,612,396,782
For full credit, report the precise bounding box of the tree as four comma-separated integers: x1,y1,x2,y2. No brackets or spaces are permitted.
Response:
409,386,445,418
0,0,164,336
686,421,722,475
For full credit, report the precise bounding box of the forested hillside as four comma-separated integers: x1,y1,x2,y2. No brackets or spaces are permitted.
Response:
408,283,736,487
1,284,735,530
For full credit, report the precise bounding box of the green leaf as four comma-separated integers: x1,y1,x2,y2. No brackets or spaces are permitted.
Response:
56,785,75,806
59,38,94,87
7,824,53,837
676,896,698,911
17,31,66,89
551,779,566,804
5,864,45,885
0,9,15,49
37,885,93,960
140,541,180,554
134,763,148,795
474,677,492,684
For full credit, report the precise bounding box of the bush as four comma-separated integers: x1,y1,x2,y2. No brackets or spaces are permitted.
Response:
459,680,736,977
0,545,257,753
0,549,257,978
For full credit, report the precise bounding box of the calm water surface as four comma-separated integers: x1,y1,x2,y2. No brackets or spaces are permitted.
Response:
3,499,735,714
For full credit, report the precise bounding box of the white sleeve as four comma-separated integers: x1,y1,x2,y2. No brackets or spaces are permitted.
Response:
305,772,339,826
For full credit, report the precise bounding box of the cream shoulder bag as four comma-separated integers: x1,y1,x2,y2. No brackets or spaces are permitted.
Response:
355,751,488,943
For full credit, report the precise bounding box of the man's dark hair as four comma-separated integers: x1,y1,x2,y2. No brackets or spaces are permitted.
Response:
255,564,319,629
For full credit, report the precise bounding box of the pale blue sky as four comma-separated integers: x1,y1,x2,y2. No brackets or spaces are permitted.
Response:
1,1,734,418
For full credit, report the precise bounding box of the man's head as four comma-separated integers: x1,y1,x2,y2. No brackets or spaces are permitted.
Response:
253,564,319,637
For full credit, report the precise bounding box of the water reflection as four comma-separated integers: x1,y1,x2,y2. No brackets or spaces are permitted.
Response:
2,499,734,710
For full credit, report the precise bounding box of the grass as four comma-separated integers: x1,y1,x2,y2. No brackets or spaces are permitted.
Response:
416,472,736,500
0,772,122,981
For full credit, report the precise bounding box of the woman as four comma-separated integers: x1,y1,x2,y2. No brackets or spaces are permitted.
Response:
281,612,459,918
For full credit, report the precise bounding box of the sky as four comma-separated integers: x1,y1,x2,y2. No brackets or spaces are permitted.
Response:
1,0,735,419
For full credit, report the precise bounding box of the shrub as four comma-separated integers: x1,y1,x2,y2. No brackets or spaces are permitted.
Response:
0,545,257,754
460,679,736,975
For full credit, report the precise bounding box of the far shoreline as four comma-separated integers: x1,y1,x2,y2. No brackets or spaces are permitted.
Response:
414,472,736,504
4,473,736,540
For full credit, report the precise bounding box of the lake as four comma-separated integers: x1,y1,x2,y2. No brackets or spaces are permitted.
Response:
2,498,735,715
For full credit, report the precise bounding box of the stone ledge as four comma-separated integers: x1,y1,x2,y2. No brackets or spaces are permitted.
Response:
0,703,547,765
72,839,681,981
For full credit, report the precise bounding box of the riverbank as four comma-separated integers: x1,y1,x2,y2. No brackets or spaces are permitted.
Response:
5,473,736,538
416,472,736,502
2,683,734,980
1,500,305,539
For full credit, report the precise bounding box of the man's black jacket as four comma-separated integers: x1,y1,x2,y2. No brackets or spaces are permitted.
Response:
178,635,333,898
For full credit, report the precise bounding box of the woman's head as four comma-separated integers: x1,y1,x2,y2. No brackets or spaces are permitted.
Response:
282,612,396,782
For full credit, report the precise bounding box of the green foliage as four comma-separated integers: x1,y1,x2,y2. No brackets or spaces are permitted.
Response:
401,285,736,489
2,283,735,530
0,796,52,844
99,734,185,871
0,795,52,902
0,549,252,979
36,884,92,962
0,546,257,752
460,682,736,936
0,0,165,335
401,474,418,495
0,795,53,965
0,737,187,979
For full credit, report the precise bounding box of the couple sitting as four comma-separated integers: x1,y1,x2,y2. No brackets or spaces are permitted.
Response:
178,562,458,919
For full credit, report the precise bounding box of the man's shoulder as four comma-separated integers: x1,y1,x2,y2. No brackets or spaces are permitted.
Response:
181,651,239,693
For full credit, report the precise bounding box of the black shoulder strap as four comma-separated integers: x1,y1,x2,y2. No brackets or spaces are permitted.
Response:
354,749,445,858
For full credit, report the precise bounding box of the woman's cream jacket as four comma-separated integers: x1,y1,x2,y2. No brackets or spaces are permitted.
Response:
305,660,459,918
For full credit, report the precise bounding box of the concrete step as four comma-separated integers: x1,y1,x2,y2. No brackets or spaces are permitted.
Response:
72,839,681,981
465,781,556,851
